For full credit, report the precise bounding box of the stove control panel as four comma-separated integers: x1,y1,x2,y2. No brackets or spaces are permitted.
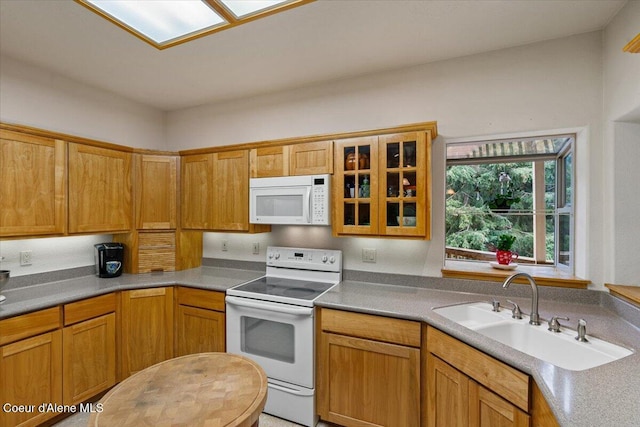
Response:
266,246,342,273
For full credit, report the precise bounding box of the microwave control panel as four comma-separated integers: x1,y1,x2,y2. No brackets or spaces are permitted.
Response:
312,175,330,225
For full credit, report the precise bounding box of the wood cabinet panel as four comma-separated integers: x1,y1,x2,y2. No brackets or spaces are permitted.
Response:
63,293,117,326
0,330,62,427
135,154,177,230
531,383,560,427
426,352,469,427
62,313,116,405
0,130,66,237
250,141,332,177
470,382,530,427
250,145,289,177
181,154,212,229
318,332,420,427
175,305,225,356
120,287,174,378
175,287,226,356
68,143,132,233
0,307,61,346
289,140,333,175
212,150,249,230
177,286,225,311
427,326,530,412
321,308,421,347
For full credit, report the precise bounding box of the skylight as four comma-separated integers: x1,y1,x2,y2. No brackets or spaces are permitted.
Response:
76,0,313,49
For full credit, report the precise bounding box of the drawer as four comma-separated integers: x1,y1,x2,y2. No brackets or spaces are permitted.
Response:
177,287,225,312
320,308,421,348
64,293,117,326
0,307,61,346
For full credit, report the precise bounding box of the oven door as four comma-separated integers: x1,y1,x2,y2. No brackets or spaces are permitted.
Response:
225,296,315,388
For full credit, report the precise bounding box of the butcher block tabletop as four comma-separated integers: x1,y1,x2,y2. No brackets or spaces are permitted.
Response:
89,353,267,427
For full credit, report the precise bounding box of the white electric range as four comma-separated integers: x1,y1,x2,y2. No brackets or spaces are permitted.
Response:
226,246,342,426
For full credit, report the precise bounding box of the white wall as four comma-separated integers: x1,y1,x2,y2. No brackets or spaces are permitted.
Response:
602,0,640,286
0,55,166,150
0,235,109,277
0,30,618,287
0,55,165,276
169,32,604,284
613,122,640,285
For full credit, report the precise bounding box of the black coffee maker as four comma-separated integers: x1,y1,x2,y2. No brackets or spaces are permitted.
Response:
94,243,125,278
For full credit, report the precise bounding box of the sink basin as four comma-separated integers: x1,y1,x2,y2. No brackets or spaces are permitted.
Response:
475,322,633,371
432,301,507,328
434,302,633,371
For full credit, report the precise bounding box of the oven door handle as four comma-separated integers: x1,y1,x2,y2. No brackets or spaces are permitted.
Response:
225,295,314,316
268,382,314,397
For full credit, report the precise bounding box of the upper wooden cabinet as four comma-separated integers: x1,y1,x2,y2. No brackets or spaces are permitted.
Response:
333,131,431,239
250,145,289,177
0,130,66,237
135,154,177,230
250,140,333,178
289,141,333,175
181,150,269,233
212,150,250,231
181,154,213,230
332,136,379,236
68,143,132,234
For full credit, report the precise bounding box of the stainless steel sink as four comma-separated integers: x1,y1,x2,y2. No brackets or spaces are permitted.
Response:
433,301,633,371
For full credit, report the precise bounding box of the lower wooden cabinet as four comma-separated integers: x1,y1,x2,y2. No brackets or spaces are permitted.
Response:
425,325,563,427
317,308,421,427
62,293,117,406
175,287,226,356
427,352,529,427
0,330,63,427
120,287,174,379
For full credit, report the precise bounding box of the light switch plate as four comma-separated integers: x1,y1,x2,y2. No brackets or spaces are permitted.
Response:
362,248,376,263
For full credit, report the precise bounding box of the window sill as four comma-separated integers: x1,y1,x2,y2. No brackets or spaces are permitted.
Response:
605,284,640,307
442,260,589,289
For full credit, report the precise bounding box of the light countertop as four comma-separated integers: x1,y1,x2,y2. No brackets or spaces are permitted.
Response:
315,280,640,427
1,267,638,427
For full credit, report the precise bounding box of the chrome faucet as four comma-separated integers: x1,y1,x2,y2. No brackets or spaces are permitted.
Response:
502,272,540,325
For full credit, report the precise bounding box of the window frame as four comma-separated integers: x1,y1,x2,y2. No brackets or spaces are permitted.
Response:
443,133,575,273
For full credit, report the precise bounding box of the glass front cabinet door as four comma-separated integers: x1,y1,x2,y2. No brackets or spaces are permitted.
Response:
333,136,379,235
333,131,431,239
379,132,429,237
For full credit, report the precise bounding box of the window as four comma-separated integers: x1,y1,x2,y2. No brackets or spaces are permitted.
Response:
77,0,313,49
445,135,574,271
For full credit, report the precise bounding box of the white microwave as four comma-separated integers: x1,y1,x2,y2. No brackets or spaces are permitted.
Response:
249,174,331,225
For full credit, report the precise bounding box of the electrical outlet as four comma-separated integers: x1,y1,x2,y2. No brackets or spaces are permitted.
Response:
20,250,32,266
252,242,260,255
222,240,228,252
362,248,377,263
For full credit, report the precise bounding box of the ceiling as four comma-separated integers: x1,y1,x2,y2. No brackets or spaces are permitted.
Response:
0,0,626,112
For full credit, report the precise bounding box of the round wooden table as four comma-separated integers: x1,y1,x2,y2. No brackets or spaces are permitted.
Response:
89,353,267,427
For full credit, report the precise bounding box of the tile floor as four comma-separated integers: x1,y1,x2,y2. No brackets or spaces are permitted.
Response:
54,410,335,426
